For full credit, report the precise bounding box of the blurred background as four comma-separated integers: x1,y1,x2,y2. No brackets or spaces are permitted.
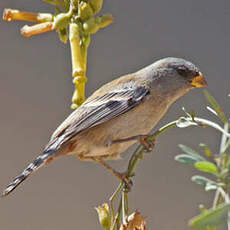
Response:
0,0,229,229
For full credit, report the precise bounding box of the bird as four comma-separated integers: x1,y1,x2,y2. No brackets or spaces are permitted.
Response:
2,57,207,197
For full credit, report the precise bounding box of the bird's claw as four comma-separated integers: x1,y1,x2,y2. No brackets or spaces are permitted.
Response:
118,172,133,192
139,136,156,152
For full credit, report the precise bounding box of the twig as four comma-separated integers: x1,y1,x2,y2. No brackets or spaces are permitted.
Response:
110,182,123,223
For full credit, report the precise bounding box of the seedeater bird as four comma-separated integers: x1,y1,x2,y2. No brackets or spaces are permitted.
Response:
2,57,207,197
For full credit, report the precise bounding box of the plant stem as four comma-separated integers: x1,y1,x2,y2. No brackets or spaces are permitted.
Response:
69,22,88,108
213,189,222,208
220,123,229,155
193,118,230,137
116,198,122,230
122,190,129,224
110,182,122,224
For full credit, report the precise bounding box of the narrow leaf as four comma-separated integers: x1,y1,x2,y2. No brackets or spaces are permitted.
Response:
206,106,218,116
179,144,206,161
191,175,217,187
175,154,200,165
203,90,228,124
194,161,218,175
205,183,218,191
189,203,230,228
182,107,196,120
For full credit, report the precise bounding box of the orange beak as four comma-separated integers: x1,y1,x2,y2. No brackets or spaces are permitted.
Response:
190,72,207,88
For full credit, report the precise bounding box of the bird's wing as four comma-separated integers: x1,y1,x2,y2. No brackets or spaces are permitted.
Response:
45,80,150,151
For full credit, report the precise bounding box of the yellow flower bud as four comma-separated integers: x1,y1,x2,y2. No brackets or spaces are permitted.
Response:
89,0,103,14
95,14,114,28
78,1,94,20
95,203,111,230
83,17,98,34
58,28,68,43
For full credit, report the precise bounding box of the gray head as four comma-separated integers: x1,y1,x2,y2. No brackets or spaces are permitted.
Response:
137,57,207,103
152,57,207,88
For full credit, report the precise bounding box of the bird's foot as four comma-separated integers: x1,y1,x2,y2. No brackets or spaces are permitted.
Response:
138,135,156,152
116,171,133,191
109,134,156,152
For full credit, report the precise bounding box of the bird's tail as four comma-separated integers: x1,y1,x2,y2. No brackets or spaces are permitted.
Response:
2,150,56,197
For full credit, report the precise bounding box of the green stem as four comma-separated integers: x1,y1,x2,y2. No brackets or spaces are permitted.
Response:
116,197,122,230
69,22,88,108
122,190,129,224
109,182,122,225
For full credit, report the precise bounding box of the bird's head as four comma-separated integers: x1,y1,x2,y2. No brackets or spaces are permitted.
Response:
152,57,207,89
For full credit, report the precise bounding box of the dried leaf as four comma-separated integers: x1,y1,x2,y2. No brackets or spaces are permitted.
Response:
120,211,146,230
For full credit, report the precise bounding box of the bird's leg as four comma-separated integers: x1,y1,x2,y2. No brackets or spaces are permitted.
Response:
93,157,133,190
111,134,156,152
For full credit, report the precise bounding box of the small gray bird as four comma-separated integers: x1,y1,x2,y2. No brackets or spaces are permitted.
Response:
2,57,207,197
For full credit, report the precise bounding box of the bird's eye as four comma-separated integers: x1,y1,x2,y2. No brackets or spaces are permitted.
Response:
177,67,187,77
194,71,200,77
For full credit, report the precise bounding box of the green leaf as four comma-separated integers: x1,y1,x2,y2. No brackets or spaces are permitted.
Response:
179,144,206,161
194,161,218,175
199,143,212,157
205,183,218,191
175,154,200,165
203,90,228,124
191,175,217,187
189,203,230,228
